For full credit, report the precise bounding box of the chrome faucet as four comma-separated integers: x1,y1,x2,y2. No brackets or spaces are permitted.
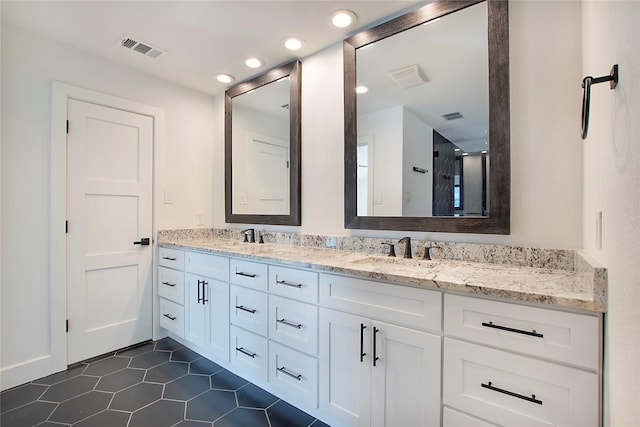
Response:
398,237,412,259
241,228,255,243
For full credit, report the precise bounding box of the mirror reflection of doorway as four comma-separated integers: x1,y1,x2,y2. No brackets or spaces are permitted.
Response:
357,135,374,216
247,132,289,214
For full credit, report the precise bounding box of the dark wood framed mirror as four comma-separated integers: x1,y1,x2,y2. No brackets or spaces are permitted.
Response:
225,60,301,225
344,0,509,233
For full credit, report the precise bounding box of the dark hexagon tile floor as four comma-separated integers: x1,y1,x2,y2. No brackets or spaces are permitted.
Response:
0,338,326,427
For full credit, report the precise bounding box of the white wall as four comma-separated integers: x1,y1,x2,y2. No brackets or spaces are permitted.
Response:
1,24,216,387
581,2,640,425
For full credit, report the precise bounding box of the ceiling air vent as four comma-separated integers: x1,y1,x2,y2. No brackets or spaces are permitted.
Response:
442,112,464,121
388,64,428,89
119,36,166,59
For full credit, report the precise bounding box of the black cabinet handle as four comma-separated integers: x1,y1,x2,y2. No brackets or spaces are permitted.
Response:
277,366,302,381
235,347,256,358
373,327,380,367
163,314,176,321
276,277,302,288
162,256,177,261
236,271,257,278
481,381,542,405
162,281,176,287
133,238,150,246
202,281,208,304
481,321,543,338
236,305,257,314
277,318,302,329
360,323,367,362
197,280,203,303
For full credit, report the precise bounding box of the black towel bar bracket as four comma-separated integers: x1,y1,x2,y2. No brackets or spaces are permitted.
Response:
581,64,618,139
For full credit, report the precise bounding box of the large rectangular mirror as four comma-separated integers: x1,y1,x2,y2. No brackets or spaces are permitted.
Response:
344,0,510,233
225,60,301,225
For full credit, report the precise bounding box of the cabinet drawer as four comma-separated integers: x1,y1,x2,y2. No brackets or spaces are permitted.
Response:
185,251,229,281
443,407,498,427
158,267,184,304
230,325,268,383
269,295,319,355
443,338,599,427
269,341,318,409
269,266,318,304
444,294,600,369
319,273,441,332
230,285,268,337
159,298,184,337
230,259,268,291
159,247,184,270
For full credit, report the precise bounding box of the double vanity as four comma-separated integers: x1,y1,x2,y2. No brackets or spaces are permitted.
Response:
157,229,606,427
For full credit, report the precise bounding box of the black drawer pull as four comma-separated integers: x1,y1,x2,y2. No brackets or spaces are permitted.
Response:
373,327,380,367
162,256,177,261
481,381,542,405
236,305,257,314
236,271,257,278
277,318,302,329
163,314,176,321
276,279,302,288
236,347,256,358
360,323,367,362
481,321,543,338
277,366,302,381
162,281,176,287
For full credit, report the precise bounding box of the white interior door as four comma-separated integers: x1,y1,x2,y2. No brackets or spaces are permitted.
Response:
247,132,289,214
66,99,153,364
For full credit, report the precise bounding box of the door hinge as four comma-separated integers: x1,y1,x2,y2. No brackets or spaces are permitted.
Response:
66,319,69,332
66,120,69,134
65,220,68,234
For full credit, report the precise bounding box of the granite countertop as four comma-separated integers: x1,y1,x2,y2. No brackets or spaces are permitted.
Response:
158,236,607,313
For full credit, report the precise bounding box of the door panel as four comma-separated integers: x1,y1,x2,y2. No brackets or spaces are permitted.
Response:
67,99,153,364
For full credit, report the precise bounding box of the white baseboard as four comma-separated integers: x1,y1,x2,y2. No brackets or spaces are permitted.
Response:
1,354,66,391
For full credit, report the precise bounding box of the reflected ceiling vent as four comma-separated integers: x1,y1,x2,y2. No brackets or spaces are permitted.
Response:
388,64,428,89
442,112,464,121
119,36,166,59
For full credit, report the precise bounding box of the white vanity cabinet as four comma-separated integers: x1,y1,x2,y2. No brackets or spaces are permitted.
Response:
442,294,601,427
184,252,230,362
158,247,186,337
157,243,603,427
228,258,270,382
266,265,319,409
318,274,442,427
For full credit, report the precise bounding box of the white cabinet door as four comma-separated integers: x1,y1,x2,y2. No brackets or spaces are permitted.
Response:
185,273,229,361
370,321,441,427
185,273,207,345
319,308,371,427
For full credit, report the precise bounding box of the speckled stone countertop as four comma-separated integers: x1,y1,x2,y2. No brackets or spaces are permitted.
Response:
158,231,607,313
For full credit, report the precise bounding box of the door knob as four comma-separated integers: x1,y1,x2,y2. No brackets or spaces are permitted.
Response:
133,238,150,246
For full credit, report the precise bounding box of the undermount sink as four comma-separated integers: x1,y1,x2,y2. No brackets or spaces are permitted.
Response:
351,255,437,268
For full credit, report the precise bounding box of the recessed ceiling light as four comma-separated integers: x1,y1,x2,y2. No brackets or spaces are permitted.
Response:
245,58,263,69
482,150,488,154
462,152,470,156
355,85,368,94
330,10,357,28
454,148,461,152
216,74,235,84
284,37,304,51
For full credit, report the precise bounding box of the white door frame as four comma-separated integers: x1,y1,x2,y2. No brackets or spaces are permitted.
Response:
50,81,165,373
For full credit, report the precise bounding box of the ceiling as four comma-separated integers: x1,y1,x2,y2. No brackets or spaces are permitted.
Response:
1,0,426,96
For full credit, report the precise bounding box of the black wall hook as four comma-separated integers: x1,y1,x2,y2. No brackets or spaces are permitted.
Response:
581,64,618,139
